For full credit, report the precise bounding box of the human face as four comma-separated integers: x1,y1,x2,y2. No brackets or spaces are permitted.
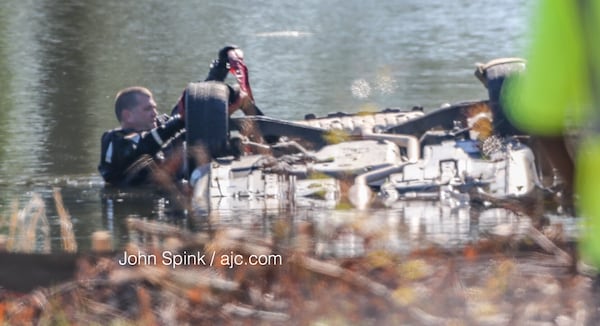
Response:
122,93,158,131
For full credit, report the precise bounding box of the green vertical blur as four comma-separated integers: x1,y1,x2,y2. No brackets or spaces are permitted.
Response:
505,0,600,266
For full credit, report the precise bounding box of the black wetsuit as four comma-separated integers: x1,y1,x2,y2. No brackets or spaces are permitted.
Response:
98,49,239,186
98,114,185,186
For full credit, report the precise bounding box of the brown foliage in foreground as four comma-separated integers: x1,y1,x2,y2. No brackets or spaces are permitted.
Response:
0,215,597,325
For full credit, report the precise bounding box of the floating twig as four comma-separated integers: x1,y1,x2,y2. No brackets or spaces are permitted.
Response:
53,188,77,252
527,225,572,266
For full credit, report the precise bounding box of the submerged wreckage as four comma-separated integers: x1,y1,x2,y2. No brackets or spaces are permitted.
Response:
183,58,553,210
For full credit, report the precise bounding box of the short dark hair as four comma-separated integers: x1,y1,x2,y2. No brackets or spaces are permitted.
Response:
114,86,152,122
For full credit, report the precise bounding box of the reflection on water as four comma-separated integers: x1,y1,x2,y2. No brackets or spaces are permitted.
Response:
1,174,577,254
0,0,545,251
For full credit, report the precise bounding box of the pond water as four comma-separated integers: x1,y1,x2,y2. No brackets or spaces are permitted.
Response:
0,0,549,251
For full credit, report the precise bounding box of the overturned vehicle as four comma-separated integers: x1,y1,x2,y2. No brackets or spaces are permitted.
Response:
182,58,552,210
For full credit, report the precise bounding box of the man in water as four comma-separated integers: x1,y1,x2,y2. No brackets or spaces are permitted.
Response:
98,45,257,187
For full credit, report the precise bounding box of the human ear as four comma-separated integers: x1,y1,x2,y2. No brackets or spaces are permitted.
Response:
121,109,132,123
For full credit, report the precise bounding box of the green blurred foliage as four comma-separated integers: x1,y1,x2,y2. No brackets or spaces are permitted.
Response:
503,0,594,135
505,0,600,266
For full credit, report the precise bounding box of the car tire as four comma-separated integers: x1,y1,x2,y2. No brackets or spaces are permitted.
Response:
184,81,230,165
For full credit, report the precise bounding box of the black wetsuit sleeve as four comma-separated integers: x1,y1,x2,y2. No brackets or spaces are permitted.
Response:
98,115,185,186
135,114,185,154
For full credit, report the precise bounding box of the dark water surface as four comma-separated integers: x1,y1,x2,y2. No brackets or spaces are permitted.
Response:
0,0,539,250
